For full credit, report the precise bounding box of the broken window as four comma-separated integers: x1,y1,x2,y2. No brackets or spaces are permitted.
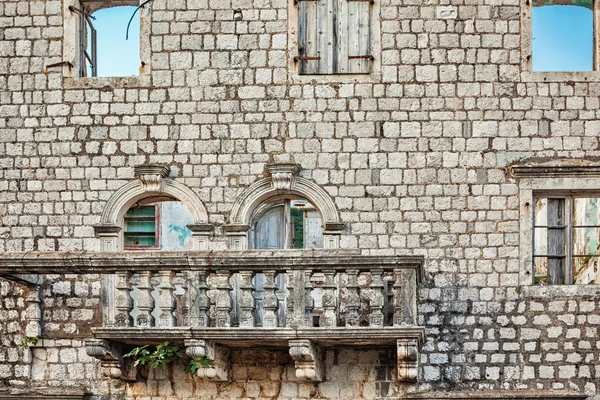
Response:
251,199,323,249
531,0,594,72
533,196,600,284
296,0,373,74
68,1,141,77
124,201,194,250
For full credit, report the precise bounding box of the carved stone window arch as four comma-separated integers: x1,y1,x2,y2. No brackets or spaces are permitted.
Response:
223,164,344,250
94,164,212,252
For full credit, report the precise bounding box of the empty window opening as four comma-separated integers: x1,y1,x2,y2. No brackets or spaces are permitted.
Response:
532,2,594,72
124,200,194,250
251,198,324,250
533,196,600,285
91,5,140,77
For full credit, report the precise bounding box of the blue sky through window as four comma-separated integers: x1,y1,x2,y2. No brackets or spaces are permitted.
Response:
532,5,593,72
92,6,140,77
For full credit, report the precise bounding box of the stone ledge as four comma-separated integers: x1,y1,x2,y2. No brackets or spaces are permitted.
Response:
92,326,425,347
0,388,86,400
406,391,589,400
0,250,425,283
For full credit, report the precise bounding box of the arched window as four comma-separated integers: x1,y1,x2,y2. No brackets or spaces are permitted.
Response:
250,198,323,250
224,164,343,250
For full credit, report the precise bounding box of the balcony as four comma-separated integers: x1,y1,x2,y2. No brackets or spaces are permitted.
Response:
0,250,425,383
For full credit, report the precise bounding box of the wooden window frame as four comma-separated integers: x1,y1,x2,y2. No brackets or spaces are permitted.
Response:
532,194,600,285
123,204,160,250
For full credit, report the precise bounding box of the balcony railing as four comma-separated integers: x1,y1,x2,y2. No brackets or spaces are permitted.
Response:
0,250,425,383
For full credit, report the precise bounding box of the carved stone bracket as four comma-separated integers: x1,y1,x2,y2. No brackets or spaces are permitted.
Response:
85,339,136,381
266,163,301,191
288,339,323,381
397,338,419,382
134,164,170,192
185,339,230,381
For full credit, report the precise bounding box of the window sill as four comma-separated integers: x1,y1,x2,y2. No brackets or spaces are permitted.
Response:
64,75,151,89
289,70,382,84
521,71,600,83
521,284,600,298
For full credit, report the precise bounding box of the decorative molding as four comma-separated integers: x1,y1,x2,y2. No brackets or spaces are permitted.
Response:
184,339,230,381
510,163,600,178
289,339,323,381
266,163,301,191
134,164,170,192
397,338,419,382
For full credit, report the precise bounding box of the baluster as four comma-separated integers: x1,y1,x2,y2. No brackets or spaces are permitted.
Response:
285,269,295,328
215,270,232,328
369,268,384,327
263,270,278,328
198,271,210,327
393,269,416,326
238,271,255,328
304,271,316,327
187,271,210,327
114,272,133,327
345,269,360,327
157,270,176,327
137,271,155,327
179,272,189,326
253,273,265,327
321,270,337,327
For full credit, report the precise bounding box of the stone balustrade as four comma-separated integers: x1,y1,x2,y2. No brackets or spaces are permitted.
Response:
0,250,425,383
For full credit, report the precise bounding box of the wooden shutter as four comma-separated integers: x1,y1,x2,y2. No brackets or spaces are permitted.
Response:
339,0,372,73
546,199,565,285
303,210,323,248
297,0,336,74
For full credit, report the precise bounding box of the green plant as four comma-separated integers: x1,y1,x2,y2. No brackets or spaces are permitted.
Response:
19,336,39,348
185,357,212,375
515,285,522,295
123,341,183,369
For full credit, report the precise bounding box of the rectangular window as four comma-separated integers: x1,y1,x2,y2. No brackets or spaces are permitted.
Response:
124,205,159,249
296,0,373,74
533,196,600,284
531,0,595,72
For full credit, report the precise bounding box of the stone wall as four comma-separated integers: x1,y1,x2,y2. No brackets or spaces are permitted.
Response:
1,0,600,398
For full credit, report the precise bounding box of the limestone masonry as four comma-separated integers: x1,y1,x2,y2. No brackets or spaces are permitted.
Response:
1,0,600,399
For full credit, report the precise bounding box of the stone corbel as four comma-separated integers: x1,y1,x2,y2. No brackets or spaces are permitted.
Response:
266,163,301,191
185,339,230,381
288,339,323,381
93,225,121,252
85,339,136,381
134,164,170,192
187,224,213,251
397,338,419,382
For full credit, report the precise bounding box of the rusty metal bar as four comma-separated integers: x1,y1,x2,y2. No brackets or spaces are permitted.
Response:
294,0,319,4
294,56,321,61
347,0,374,3
45,61,73,71
348,55,374,60
68,5,95,19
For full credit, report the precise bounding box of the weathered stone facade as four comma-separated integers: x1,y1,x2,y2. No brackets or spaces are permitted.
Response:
1,0,600,398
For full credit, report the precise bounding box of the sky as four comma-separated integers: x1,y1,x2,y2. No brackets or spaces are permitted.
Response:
532,5,593,72
93,5,592,77
90,6,140,77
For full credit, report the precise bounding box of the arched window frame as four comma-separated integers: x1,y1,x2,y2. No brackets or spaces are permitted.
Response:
94,164,212,252
223,164,344,250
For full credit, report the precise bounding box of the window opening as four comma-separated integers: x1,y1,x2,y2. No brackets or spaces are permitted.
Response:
533,195,600,284
252,198,324,250
123,201,194,250
124,205,158,248
296,0,373,74
532,1,594,71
